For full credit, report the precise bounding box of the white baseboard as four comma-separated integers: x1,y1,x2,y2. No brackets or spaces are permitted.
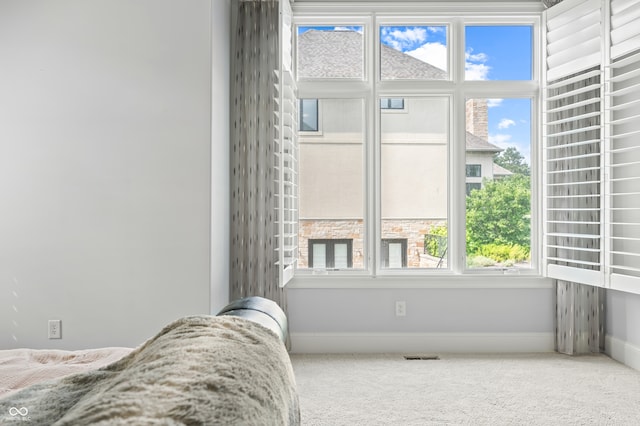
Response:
290,332,554,354
605,335,640,372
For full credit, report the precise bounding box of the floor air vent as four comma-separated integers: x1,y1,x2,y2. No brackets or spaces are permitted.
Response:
403,355,440,360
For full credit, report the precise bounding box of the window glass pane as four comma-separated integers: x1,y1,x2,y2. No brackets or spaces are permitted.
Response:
466,164,481,177
465,26,532,81
299,99,365,269
312,244,327,269
297,26,364,79
300,99,318,131
465,98,531,269
388,243,403,268
381,98,405,110
466,183,482,196
334,243,348,269
381,97,449,269
380,25,448,80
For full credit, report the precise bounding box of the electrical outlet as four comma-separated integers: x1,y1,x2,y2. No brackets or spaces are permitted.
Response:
48,320,61,339
395,301,406,317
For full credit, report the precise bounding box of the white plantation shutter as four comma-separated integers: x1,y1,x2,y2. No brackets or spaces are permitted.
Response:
610,0,640,59
545,0,602,82
606,0,640,294
543,0,604,286
275,0,298,286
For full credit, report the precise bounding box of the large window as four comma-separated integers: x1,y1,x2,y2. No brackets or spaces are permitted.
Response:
294,8,538,276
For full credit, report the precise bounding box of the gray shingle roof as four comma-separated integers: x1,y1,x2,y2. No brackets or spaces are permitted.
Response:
297,30,447,79
493,163,514,176
466,131,502,152
381,43,447,80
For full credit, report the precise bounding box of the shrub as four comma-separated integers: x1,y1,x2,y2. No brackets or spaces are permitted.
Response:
476,243,530,263
466,255,497,267
466,175,531,254
424,225,447,257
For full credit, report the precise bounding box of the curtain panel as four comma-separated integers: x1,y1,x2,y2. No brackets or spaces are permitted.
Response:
230,0,286,309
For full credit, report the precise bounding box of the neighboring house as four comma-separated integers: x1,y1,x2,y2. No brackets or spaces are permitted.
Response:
297,30,508,269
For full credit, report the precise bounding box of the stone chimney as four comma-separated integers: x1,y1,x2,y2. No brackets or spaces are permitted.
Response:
465,99,489,141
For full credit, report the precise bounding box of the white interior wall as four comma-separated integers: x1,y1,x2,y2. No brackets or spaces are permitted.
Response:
0,0,229,350
211,0,231,314
606,290,640,370
287,277,555,353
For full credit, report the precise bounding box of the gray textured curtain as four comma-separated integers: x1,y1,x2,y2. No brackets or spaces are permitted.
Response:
556,281,605,354
230,0,286,309
547,68,605,355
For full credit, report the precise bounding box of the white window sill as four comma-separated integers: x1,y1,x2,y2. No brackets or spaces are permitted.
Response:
288,274,553,289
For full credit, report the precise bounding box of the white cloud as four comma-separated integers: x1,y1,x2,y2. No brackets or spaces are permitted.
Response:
487,99,504,108
467,52,488,62
334,26,363,34
406,42,448,71
498,119,516,129
465,49,490,80
489,133,512,145
465,63,490,80
381,27,428,51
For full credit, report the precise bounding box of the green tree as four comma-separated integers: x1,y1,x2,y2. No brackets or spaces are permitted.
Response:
466,174,530,254
494,147,530,176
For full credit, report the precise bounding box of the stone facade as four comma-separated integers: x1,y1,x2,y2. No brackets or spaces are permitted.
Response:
299,219,447,269
465,99,489,141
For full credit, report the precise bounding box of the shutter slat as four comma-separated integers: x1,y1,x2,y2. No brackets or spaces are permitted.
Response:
545,0,601,81
611,0,640,59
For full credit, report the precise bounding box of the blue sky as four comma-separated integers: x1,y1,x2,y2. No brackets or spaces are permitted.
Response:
464,26,532,165
298,25,532,164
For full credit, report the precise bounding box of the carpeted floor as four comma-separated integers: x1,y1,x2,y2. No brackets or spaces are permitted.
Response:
290,353,640,425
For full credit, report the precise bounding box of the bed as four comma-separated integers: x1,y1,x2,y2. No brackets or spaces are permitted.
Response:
0,297,300,425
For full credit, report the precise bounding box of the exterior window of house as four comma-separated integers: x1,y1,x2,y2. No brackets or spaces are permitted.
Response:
466,183,482,196
382,239,408,268
466,165,481,177
294,10,537,277
380,98,405,110
299,98,319,132
309,239,353,269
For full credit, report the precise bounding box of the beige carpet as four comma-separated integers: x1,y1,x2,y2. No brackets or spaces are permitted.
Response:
291,353,640,425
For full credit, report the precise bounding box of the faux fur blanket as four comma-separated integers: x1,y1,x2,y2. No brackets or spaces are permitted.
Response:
0,347,133,398
0,316,300,425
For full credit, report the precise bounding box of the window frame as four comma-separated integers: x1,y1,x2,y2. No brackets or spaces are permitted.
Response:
381,238,408,268
380,97,406,111
292,3,542,282
466,182,482,196
299,98,321,133
466,164,482,178
308,239,354,269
